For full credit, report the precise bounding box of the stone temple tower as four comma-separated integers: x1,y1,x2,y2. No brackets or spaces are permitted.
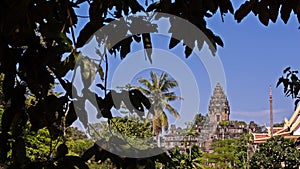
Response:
208,83,230,123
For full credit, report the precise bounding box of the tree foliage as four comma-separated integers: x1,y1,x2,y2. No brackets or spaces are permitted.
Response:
205,139,240,168
193,113,209,127
235,0,300,26
1,0,300,168
161,145,205,169
250,136,300,169
134,71,182,138
277,67,300,109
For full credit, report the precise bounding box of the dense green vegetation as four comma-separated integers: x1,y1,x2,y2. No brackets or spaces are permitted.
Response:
250,136,300,169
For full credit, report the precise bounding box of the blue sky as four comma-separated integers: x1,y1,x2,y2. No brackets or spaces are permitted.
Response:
72,1,300,128
206,2,300,125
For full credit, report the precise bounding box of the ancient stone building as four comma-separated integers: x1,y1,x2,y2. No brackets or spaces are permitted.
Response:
208,83,230,123
162,83,248,152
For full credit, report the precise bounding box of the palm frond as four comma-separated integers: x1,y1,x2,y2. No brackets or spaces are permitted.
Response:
164,102,180,119
160,111,169,131
132,86,151,96
150,71,159,89
163,92,183,101
159,72,168,90
161,78,178,92
137,78,154,91
144,111,152,127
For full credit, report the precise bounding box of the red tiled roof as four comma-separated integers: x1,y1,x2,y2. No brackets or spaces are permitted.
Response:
254,134,269,139
272,127,284,134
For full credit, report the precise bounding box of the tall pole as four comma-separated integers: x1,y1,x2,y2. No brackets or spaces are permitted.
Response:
269,86,273,137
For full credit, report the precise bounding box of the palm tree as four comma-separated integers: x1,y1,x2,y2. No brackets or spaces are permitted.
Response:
134,71,182,147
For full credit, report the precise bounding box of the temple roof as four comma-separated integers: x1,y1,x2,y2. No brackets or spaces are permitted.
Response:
208,83,230,113
252,106,300,145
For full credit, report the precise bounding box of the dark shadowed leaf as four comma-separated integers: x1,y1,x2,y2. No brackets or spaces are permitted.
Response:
66,102,77,127
0,133,10,163
284,67,291,73
281,0,293,24
146,1,160,12
269,0,280,23
234,0,256,23
133,35,141,43
184,45,193,58
258,7,270,26
76,22,103,48
74,98,89,128
57,156,89,169
205,0,218,14
130,89,151,109
1,107,15,133
56,143,69,158
295,99,300,110
96,83,105,90
12,137,27,167
214,35,224,47
120,37,133,59
129,0,145,13
142,33,152,63
276,76,284,87
220,0,234,14
169,38,181,49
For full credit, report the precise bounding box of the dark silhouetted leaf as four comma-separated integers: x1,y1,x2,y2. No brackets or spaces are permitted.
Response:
3,73,15,102
12,137,27,167
74,98,89,128
184,45,193,58
146,1,160,12
284,67,291,73
258,7,270,26
129,0,145,13
281,0,293,24
66,102,77,127
96,83,105,90
131,89,151,109
277,76,284,87
295,99,300,110
1,107,15,133
96,91,119,119
56,144,69,159
235,0,256,23
76,22,103,48
97,64,104,81
214,35,224,47
58,156,89,169
133,35,141,43
169,38,181,49
269,0,280,23
120,37,133,59
0,133,10,163
81,144,98,162
220,0,234,14
205,0,218,14
142,33,152,63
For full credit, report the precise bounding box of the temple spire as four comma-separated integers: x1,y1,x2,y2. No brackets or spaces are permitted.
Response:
208,83,230,123
270,86,273,137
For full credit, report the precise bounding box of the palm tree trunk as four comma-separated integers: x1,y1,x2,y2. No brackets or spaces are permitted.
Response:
157,134,161,147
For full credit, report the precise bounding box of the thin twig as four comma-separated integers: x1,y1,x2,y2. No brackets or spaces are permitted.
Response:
76,15,90,18
104,54,108,94
67,5,77,50
103,34,108,94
